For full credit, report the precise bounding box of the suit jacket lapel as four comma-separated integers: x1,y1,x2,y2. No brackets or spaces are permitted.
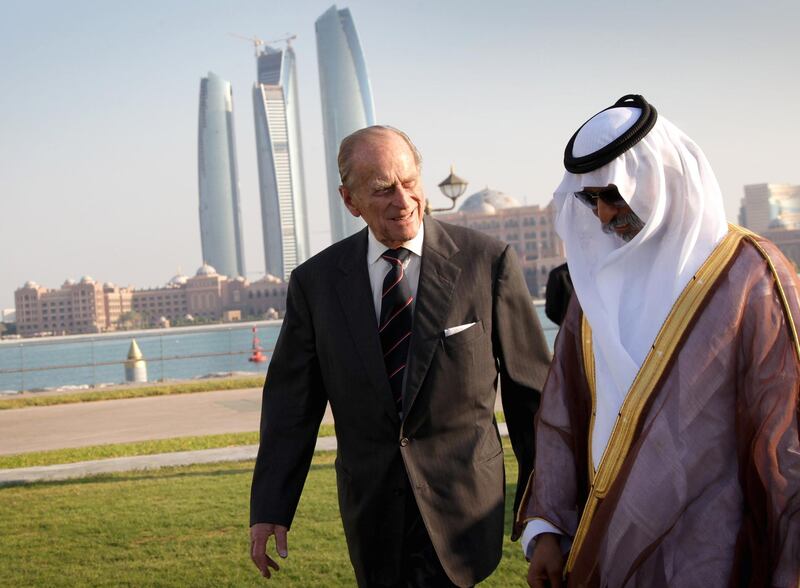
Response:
335,228,401,424
403,217,461,417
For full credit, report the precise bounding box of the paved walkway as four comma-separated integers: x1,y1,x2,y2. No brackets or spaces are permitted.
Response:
0,387,335,455
0,425,510,486
0,387,507,485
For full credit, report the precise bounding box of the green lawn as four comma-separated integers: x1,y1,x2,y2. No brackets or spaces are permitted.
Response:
0,444,528,587
0,376,265,410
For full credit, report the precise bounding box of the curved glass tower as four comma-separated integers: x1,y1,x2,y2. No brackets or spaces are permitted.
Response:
315,5,376,243
253,45,310,280
197,72,246,278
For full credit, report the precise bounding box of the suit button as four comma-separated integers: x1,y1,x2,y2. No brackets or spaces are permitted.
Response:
399,437,410,447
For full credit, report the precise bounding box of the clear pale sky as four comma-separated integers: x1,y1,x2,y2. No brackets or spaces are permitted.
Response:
2,0,798,309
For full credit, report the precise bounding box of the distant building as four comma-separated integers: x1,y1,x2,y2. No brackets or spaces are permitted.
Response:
316,4,376,243
15,277,129,337
739,183,800,268
14,267,288,338
762,228,800,271
739,183,800,234
435,188,566,296
252,44,310,280
198,72,247,278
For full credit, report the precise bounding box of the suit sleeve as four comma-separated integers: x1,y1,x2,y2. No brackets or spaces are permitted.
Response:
545,263,573,326
250,270,327,528
492,245,552,531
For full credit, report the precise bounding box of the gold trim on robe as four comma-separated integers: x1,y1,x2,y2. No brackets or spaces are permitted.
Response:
580,314,596,487
566,225,748,576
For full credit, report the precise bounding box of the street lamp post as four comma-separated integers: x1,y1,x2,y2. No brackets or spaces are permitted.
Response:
426,165,468,214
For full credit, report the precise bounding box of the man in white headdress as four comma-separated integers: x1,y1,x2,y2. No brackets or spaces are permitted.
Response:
516,95,800,587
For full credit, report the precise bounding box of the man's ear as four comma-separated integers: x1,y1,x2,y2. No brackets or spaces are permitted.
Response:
339,185,362,218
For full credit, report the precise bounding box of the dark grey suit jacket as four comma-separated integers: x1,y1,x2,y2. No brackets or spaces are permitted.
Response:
250,216,551,586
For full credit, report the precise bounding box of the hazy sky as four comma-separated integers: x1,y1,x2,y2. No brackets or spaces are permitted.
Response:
2,0,798,309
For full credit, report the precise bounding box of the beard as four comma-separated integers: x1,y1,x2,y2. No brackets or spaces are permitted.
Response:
602,211,645,242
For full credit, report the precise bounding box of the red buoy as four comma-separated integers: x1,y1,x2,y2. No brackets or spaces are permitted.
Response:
248,326,267,363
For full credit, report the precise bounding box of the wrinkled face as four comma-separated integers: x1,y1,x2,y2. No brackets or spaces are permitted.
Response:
579,185,644,242
339,131,426,249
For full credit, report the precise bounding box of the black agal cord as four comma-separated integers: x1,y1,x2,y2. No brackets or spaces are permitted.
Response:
564,94,658,174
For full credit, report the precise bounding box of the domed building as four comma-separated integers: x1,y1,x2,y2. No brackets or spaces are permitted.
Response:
167,273,189,288
15,274,110,337
195,263,219,277
435,187,565,296
458,188,521,215
14,263,291,337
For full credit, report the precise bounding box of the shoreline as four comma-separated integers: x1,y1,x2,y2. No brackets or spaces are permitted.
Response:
1,300,554,395
0,318,284,347
1,299,547,346
4,371,263,399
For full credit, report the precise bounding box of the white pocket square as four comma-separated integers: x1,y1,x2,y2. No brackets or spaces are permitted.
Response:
443,322,477,337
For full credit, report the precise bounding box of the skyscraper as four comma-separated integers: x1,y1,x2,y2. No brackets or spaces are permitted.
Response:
253,44,310,280
315,5,376,243
197,72,246,278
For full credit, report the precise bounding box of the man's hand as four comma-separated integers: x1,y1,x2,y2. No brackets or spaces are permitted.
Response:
250,523,289,579
527,533,564,588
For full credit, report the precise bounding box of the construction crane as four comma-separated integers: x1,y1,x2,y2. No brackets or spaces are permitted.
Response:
228,33,297,56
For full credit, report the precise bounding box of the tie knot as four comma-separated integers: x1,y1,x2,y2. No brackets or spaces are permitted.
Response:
382,247,411,263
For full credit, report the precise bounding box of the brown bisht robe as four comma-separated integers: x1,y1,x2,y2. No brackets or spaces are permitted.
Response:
517,234,800,586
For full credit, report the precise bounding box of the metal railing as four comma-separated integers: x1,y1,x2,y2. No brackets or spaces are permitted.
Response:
0,310,559,394
0,322,278,393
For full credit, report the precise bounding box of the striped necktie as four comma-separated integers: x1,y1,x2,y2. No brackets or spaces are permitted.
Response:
379,248,413,413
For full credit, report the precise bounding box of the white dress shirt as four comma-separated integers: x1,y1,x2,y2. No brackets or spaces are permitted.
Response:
366,223,424,323
520,519,572,559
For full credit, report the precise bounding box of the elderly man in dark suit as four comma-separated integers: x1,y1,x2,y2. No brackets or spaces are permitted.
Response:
250,126,551,587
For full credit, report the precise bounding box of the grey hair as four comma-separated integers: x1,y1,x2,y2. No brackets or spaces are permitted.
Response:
602,210,645,241
337,125,422,190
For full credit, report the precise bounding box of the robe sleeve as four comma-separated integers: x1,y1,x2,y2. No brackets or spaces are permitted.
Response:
515,298,590,541
738,243,800,586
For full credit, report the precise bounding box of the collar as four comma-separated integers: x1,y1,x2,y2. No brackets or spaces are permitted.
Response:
367,221,425,266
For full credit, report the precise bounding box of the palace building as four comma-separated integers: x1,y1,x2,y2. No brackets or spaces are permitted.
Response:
14,265,288,338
